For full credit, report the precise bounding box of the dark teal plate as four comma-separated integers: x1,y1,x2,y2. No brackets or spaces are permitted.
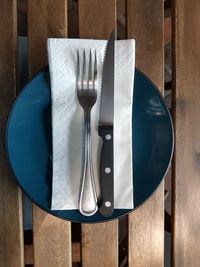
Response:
6,68,174,223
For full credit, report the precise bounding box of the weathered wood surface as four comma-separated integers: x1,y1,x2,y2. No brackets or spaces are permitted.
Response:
172,1,200,266
79,1,118,266
79,0,116,40
0,1,24,266
127,1,165,266
25,242,80,265
28,0,68,75
28,1,71,266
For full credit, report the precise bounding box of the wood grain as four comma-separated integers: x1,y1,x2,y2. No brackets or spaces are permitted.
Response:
28,0,68,75
172,1,200,266
25,244,34,265
79,0,116,39
81,222,118,267
79,1,118,266
28,1,71,266
127,1,165,266
25,242,81,265
0,1,24,266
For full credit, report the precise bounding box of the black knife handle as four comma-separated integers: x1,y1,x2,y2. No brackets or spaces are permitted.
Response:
98,125,114,217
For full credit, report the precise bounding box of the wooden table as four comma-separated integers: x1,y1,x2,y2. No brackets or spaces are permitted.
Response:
1,0,200,266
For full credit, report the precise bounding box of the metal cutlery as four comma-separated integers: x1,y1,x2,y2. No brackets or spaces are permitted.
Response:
77,49,98,216
98,30,115,216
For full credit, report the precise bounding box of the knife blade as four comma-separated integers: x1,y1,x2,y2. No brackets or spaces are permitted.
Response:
98,30,115,217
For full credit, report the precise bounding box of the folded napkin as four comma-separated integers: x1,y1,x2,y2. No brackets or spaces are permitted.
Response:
47,38,135,210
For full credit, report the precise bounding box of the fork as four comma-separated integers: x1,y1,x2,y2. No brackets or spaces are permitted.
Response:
77,49,98,216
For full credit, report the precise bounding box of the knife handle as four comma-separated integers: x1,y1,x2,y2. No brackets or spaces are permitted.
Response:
98,125,114,217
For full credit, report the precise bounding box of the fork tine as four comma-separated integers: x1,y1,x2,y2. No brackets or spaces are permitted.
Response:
77,50,80,89
88,49,92,89
93,50,97,89
83,49,87,89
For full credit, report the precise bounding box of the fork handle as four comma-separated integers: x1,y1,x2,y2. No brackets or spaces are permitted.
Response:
79,111,98,216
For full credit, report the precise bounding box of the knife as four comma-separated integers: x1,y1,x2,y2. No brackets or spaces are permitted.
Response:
98,30,115,217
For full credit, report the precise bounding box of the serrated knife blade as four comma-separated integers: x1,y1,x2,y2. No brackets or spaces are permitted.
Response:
98,30,115,217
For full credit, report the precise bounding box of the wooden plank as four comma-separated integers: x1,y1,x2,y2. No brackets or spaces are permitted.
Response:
28,0,68,75
79,1,118,267
28,1,71,267
127,1,164,266
25,242,81,265
82,221,118,267
79,0,116,39
25,244,34,265
0,1,24,266
72,242,81,263
172,1,200,266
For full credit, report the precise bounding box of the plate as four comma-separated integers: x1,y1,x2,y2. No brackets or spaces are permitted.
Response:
6,68,174,223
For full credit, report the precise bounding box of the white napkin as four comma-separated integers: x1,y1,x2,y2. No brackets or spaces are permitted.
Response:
47,38,135,210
